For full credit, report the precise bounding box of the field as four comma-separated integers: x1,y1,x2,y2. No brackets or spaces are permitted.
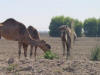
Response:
0,34,100,75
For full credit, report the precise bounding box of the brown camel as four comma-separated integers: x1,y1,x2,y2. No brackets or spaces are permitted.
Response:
59,25,75,59
22,25,51,60
0,18,51,58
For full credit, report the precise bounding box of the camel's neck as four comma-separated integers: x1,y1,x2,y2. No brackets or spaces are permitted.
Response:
21,30,41,46
65,30,71,42
26,35,40,46
62,31,66,39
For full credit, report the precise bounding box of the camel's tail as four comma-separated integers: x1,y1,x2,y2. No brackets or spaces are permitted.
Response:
0,23,3,39
0,23,3,30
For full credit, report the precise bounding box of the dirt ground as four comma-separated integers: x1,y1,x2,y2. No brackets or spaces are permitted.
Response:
0,34,100,75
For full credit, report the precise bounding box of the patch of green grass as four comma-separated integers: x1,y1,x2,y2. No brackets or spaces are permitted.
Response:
7,64,18,72
91,46,100,61
44,51,59,60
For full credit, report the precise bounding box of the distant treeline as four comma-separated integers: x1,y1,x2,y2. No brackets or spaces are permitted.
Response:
49,16,100,37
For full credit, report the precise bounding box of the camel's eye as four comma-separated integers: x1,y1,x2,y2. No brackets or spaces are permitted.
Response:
46,44,51,49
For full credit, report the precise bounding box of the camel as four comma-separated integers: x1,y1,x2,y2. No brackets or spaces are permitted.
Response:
59,25,77,59
22,25,51,60
0,18,51,58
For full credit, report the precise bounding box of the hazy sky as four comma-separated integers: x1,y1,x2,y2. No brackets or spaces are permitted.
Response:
0,0,100,31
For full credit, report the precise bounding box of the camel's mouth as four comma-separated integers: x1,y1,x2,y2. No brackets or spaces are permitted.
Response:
47,49,51,52
43,49,51,53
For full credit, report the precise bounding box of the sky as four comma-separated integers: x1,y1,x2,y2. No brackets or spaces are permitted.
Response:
0,0,100,31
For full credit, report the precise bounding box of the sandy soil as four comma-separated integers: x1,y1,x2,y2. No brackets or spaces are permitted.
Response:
0,35,100,75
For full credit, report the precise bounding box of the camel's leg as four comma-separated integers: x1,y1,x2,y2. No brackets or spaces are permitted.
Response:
30,45,33,58
0,33,1,39
34,46,37,61
62,41,65,56
30,46,37,61
23,43,28,58
66,42,71,59
18,42,22,59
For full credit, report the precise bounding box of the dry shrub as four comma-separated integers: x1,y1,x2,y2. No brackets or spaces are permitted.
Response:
91,46,100,61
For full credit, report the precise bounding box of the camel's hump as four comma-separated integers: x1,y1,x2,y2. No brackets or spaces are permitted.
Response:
3,18,16,24
2,18,26,27
2,18,27,35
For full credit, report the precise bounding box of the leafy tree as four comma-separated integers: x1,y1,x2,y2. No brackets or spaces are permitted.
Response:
49,16,65,37
84,18,98,37
74,19,83,37
97,19,100,36
64,17,73,28
49,16,83,37
49,16,73,37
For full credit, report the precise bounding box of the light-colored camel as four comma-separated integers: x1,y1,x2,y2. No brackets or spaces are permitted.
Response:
59,25,71,59
0,18,51,58
23,26,51,60
59,25,77,59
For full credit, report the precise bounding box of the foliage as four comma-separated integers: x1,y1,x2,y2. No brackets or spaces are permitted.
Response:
49,16,100,37
49,16,65,37
97,19,100,36
44,51,59,60
64,17,73,28
74,19,83,37
84,18,98,37
91,46,100,61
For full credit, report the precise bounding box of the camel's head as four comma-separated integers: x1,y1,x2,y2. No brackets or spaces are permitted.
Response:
59,25,69,32
39,40,51,53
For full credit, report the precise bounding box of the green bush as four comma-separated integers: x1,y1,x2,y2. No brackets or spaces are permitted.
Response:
49,16,65,37
84,18,98,37
91,46,100,61
97,19,100,36
44,51,59,60
74,19,83,37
